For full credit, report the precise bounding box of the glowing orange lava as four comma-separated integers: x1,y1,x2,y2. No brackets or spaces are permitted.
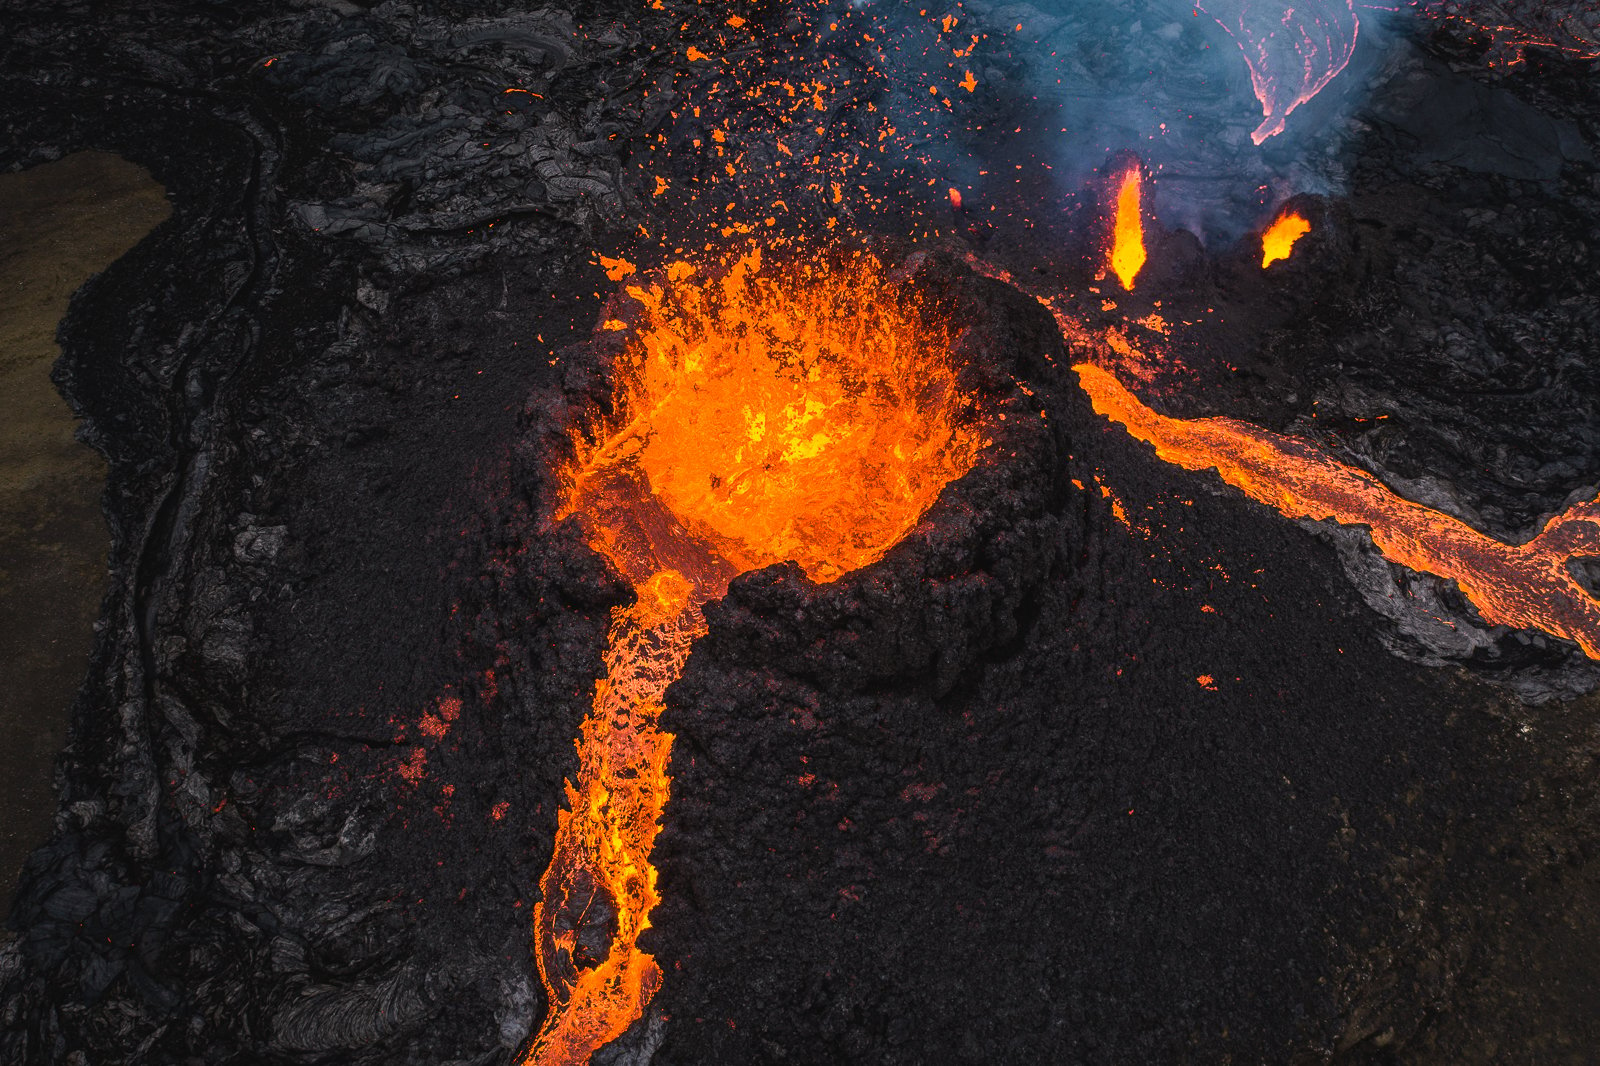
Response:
1261,210,1311,268
964,254,1600,660
1109,164,1146,292
526,250,985,1065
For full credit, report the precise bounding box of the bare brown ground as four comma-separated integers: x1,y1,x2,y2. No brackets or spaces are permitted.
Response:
0,151,168,914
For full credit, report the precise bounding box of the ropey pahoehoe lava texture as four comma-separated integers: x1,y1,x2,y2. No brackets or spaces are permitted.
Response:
4,1,1600,1064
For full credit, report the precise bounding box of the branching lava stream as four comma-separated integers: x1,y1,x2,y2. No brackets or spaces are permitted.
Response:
527,250,985,1064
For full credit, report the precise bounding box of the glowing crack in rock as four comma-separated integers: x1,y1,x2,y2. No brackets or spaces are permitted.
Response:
965,255,1600,661
1201,0,1361,144
526,250,985,1064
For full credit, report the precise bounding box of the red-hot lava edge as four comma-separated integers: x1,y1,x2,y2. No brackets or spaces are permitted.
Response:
966,255,1600,661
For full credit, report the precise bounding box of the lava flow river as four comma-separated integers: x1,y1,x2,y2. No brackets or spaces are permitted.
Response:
524,250,986,1063
967,252,1600,661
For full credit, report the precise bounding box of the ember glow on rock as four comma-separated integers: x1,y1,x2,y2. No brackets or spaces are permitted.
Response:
1261,210,1312,268
1109,164,1146,292
964,255,1600,661
1201,0,1360,144
527,250,984,1064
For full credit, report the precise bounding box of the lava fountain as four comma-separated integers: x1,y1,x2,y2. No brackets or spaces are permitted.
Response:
1261,209,1311,267
1108,163,1146,292
526,249,986,1064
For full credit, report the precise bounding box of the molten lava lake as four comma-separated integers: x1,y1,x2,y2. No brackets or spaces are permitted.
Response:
5,2,1600,1065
